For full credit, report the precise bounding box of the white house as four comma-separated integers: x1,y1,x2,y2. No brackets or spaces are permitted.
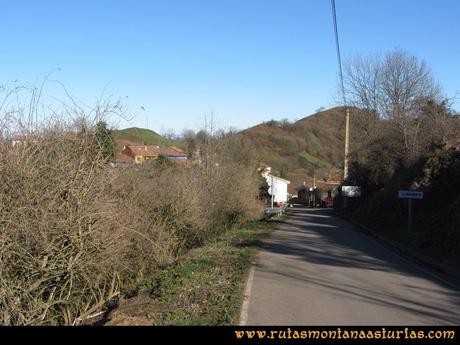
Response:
260,166,291,205
11,134,37,147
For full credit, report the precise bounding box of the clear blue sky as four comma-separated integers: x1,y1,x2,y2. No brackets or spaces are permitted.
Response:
1,0,459,133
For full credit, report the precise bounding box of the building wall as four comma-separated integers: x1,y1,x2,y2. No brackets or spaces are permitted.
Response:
265,175,289,204
133,155,157,164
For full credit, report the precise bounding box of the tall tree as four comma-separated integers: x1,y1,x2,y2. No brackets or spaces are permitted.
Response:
344,48,442,162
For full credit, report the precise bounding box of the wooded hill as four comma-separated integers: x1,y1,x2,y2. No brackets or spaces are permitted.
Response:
240,106,364,190
113,108,358,191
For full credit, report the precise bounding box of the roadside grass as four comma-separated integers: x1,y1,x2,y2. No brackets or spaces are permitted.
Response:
108,220,277,325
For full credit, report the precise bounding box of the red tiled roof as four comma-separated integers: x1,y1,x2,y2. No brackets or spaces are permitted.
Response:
11,134,38,141
301,177,340,191
115,139,142,149
116,144,188,163
160,146,186,157
125,145,161,156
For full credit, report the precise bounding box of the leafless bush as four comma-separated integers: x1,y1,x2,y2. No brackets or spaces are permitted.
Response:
114,129,263,265
0,85,263,325
0,125,121,324
0,83,133,325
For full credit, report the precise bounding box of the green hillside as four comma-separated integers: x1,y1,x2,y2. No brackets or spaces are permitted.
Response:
298,152,330,168
113,127,170,146
114,107,363,191
240,107,366,190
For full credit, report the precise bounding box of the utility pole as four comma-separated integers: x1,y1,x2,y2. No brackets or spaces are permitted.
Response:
313,166,316,189
344,107,350,180
271,175,274,208
313,166,317,207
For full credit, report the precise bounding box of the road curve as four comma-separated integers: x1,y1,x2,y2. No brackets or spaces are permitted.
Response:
242,206,460,325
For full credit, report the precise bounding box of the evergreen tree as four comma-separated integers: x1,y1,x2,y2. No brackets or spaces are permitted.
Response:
95,121,115,161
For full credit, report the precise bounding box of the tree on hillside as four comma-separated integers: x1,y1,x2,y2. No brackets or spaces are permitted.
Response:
417,98,460,151
315,106,325,113
162,128,178,141
344,48,442,162
182,129,197,158
258,175,270,203
344,49,440,119
95,121,115,161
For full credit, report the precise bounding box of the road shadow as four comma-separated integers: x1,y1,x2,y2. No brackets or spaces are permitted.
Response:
255,205,460,324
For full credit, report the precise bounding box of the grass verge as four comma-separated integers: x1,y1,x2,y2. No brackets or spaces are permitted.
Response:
107,220,277,325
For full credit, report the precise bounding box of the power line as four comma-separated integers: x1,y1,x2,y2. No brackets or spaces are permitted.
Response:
331,0,345,104
330,0,350,181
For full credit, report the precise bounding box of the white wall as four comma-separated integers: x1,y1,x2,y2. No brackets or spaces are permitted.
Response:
265,175,290,204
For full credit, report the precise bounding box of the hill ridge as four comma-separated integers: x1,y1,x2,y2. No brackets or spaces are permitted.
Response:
240,106,355,190
113,127,170,146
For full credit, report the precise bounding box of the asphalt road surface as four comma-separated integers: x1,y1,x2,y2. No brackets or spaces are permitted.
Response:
241,206,460,325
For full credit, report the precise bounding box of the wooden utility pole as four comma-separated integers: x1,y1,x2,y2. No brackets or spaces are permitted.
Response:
271,175,274,208
313,166,316,189
344,108,350,180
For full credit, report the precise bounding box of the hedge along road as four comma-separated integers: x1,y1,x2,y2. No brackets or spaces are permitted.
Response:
240,205,460,325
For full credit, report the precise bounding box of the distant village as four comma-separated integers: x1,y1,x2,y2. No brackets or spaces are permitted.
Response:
10,134,189,165
114,140,189,165
9,133,343,209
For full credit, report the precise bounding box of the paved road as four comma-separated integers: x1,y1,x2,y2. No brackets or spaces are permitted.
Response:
242,206,460,325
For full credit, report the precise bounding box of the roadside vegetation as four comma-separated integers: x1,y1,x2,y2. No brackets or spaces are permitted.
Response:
335,49,460,273
0,84,265,325
108,221,275,325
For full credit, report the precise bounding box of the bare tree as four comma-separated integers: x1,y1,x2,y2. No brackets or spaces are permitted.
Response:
344,54,382,116
344,48,442,161
161,128,178,141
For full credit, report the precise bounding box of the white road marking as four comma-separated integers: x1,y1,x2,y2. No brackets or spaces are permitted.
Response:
239,264,256,325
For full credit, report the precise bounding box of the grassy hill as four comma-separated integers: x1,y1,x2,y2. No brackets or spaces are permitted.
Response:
113,127,171,146
114,107,363,191
240,106,365,190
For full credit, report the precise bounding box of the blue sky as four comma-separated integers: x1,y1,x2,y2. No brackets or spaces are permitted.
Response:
1,0,459,133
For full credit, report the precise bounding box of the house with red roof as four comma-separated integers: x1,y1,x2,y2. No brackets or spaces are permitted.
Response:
115,141,188,165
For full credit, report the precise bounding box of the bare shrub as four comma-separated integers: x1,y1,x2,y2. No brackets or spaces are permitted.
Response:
0,124,121,325
114,129,264,265
0,84,263,325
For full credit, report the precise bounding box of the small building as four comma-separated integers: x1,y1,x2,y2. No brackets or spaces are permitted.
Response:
115,142,189,165
259,166,291,206
297,173,342,207
11,134,38,147
122,145,161,164
161,146,188,163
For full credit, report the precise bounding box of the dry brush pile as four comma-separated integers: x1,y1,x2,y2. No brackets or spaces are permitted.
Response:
0,114,262,325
